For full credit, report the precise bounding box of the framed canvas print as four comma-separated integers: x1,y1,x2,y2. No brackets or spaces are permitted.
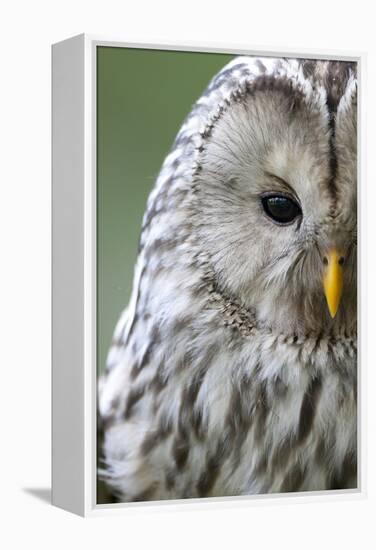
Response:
52,34,365,516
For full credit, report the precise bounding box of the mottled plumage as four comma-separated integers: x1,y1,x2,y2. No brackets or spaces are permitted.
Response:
98,56,357,501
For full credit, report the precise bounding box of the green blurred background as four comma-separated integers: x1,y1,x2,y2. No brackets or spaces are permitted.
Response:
97,46,234,377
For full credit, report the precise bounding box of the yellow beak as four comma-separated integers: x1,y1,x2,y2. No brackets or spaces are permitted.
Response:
323,249,344,319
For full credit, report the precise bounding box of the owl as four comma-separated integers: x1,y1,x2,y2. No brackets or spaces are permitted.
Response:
98,56,357,502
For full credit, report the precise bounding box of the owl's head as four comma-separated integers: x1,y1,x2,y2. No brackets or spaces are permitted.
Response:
190,58,357,337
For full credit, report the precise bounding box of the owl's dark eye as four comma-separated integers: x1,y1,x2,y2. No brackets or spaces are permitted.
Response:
261,194,302,225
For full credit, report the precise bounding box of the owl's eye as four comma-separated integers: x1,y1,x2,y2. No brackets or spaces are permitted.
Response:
261,194,302,225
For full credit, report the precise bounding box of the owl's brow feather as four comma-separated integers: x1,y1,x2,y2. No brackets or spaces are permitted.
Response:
199,150,242,171
216,127,251,160
221,119,263,160
202,90,275,160
246,97,270,151
207,131,334,166
196,188,251,209
200,211,249,224
263,172,301,200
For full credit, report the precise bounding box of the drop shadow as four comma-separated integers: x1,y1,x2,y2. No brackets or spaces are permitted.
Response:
23,487,51,504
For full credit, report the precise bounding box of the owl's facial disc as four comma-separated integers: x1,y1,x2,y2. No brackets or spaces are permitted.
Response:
194,81,356,335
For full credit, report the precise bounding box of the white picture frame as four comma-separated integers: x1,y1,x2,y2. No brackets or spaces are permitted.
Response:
52,33,366,517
